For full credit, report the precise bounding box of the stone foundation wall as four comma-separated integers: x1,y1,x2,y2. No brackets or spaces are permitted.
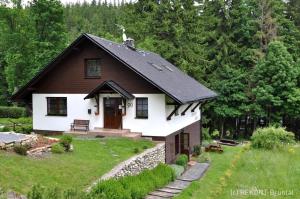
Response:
88,142,165,191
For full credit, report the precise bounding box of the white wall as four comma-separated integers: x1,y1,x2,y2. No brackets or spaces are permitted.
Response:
32,94,100,131
32,93,201,136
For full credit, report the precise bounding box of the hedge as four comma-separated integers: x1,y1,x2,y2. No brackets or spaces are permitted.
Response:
27,164,175,199
90,163,176,199
0,106,26,118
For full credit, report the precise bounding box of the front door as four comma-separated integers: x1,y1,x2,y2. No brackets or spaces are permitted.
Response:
180,132,190,160
104,98,122,129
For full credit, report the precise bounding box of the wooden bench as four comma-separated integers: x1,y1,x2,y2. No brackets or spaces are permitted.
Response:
70,119,90,132
205,143,224,153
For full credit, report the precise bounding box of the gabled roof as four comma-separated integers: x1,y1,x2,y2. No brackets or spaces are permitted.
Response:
11,33,217,104
84,80,135,100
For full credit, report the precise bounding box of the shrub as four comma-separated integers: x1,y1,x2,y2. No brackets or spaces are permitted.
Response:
91,179,131,199
251,126,295,150
212,129,220,139
133,147,140,153
198,153,211,163
202,127,212,141
175,154,188,167
28,185,89,199
170,164,184,177
15,124,33,134
91,164,175,199
193,145,202,156
51,143,65,154
13,144,29,156
0,126,10,132
59,135,73,151
0,106,26,118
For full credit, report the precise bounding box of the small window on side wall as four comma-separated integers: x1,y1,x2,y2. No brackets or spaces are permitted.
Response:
47,97,67,116
136,98,148,119
85,59,101,78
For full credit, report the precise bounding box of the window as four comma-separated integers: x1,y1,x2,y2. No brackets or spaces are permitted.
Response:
136,98,148,119
47,97,67,116
85,59,101,78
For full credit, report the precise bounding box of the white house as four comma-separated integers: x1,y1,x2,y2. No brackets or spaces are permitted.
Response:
12,33,217,163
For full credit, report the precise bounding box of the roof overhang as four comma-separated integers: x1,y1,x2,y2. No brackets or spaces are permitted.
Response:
84,80,135,100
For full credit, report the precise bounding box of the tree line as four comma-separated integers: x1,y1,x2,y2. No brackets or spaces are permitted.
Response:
1,0,300,139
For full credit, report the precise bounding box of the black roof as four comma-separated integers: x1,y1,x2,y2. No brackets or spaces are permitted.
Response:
11,33,217,104
85,34,217,104
84,80,135,100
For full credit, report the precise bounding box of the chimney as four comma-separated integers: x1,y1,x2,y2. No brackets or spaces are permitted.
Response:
124,38,135,49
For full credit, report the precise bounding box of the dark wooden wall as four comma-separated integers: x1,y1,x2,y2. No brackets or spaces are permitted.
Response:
164,121,201,163
33,39,161,94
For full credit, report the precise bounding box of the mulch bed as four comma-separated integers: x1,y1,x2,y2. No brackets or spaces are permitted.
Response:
30,135,58,150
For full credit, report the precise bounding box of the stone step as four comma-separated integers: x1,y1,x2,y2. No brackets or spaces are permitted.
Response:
165,179,191,190
145,195,167,199
157,187,182,194
149,191,176,198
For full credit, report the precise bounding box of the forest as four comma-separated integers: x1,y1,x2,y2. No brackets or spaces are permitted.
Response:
1,0,300,139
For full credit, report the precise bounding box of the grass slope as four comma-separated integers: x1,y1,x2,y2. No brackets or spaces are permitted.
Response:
176,145,300,199
0,137,153,194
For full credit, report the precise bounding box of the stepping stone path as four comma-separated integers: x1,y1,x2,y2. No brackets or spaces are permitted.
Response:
146,163,209,199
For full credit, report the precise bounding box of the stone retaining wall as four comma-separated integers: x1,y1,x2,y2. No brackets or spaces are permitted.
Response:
88,142,165,191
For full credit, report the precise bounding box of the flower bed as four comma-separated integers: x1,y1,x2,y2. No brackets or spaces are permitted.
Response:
0,132,59,157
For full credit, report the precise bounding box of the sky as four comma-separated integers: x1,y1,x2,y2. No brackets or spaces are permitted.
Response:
1,0,135,7
60,0,135,5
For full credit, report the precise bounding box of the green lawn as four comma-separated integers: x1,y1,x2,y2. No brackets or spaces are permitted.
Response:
176,145,300,199
0,137,154,194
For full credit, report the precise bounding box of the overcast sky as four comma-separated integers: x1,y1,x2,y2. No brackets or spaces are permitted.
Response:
60,0,135,5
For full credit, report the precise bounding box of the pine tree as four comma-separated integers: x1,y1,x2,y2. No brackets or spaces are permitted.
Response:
252,41,298,124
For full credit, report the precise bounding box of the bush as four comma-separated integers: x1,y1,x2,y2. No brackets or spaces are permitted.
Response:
13,144,29,156
59,135,73,151
0,126,10,132
251,126,295,150
198,153,211,163
193,145,202,156
175,154,188,167
0,106,26,118
90,164,175,199
133,147,140,153
170,164,184,177
212,129,220,139
202,127,212,141
15,124,33,134
91,179,131,199
28,185,89,199
51,143,65,154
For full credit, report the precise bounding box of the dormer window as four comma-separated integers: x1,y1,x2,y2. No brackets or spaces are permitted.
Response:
85,59,101,78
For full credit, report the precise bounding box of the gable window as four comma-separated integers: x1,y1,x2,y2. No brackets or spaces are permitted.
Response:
136,98,148,119
47,97,67,116
85,59,101,78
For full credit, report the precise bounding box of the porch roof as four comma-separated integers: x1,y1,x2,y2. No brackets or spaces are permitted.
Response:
84,80,135,100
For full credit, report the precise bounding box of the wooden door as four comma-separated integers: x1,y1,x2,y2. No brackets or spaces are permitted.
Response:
104,98,122,129
180,132,190,160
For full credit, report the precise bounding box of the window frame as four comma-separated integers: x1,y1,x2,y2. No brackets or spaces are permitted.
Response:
135,97,148,119
46,97,67,116
84,58,101,79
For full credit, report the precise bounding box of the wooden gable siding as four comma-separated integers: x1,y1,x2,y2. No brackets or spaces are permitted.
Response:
33,40,161,94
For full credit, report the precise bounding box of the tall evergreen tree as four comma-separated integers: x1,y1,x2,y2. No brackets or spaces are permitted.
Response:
252,41,298,123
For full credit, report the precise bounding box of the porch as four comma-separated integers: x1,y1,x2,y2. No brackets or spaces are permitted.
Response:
64,128,142,139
